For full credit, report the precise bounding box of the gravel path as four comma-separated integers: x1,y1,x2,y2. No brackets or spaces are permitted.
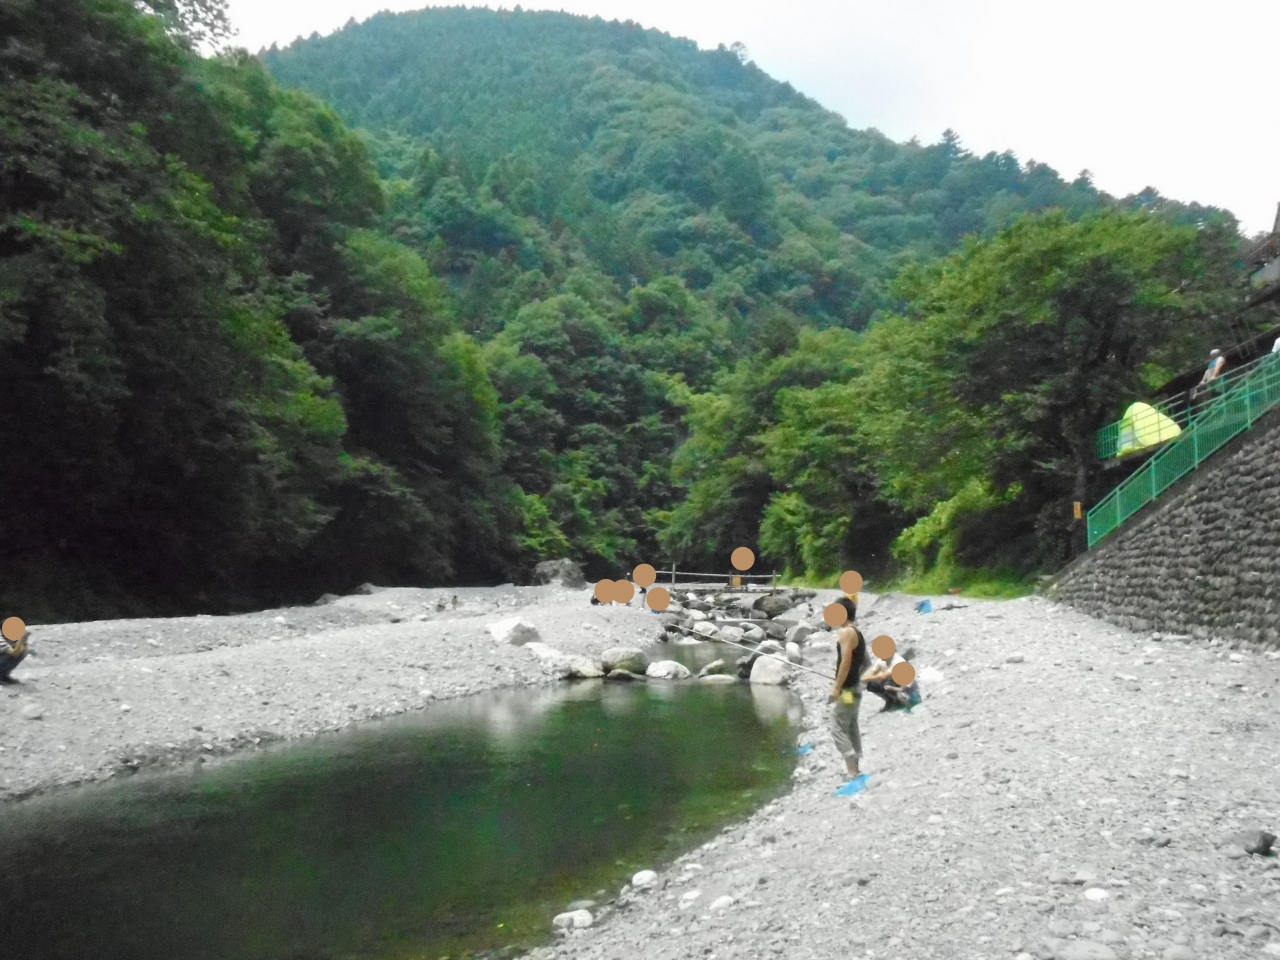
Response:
546,592,1280,960
0,584,658,801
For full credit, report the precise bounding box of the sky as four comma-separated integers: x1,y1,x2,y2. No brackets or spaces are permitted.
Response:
223,0,1280,235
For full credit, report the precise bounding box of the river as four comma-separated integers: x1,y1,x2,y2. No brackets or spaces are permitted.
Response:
0,645,799,959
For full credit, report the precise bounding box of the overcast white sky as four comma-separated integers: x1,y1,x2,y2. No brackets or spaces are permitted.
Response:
223,0,1280,235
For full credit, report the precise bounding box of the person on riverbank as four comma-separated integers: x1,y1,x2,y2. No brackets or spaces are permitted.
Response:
829,594,869,795
864,645,921,712
0,627,28,681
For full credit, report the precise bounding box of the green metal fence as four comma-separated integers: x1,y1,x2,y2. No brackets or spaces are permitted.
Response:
1087,354,1280,548
1094,358,1268,460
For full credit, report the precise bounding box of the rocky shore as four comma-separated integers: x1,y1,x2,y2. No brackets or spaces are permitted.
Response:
540,593,1280,960
7,575,1280,960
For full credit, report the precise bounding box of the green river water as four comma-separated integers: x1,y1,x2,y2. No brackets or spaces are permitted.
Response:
0,645,799,960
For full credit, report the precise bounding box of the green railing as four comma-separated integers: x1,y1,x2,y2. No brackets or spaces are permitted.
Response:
1094,358,1268,460
1087,354,1280,548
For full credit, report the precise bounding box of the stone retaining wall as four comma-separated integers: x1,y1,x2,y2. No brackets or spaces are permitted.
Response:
1050,406,1280,647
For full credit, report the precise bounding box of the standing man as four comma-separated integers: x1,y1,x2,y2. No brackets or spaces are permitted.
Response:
829,593,869,796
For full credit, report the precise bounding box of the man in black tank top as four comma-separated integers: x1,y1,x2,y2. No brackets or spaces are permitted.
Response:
829,596,868,789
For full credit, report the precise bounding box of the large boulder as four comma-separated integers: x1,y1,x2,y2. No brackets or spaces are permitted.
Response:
646,660,693,680
736,653,760,679
692,621,720,640
601,646,650,674
719,625,745,644
785,622,816,645
752,594,795,618
488,617,541,646
743,624,766,643
786,641,804,663
749,655,790,685
763,621,788,640
534,559,587,589
757,639,785,656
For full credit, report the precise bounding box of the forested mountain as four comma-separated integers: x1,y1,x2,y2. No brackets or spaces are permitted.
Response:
0,0,1249,619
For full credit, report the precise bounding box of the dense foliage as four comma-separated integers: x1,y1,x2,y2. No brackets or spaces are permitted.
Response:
0,1,1249,618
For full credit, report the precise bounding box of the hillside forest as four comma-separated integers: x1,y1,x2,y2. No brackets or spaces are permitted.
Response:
1,0,1263,620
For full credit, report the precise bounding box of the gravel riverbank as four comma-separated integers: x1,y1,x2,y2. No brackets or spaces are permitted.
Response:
546,592,1280,960
0,583,659,801
6,585,1279,960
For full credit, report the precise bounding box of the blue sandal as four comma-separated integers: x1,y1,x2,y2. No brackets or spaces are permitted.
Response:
835,774,870,796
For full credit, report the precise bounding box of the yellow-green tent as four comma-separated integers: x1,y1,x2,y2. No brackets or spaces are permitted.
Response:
1116,402,1181,457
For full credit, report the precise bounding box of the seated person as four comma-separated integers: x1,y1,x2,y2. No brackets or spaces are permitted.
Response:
863,645,920,711
0,628,28,681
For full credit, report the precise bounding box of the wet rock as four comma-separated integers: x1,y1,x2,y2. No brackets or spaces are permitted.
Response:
785,623,816,645
785,641,803,663
763,621,787,640
692,622,720,640
566,899,597,911
534,559,587,589
600,646,649,674
488,617,540,646
553,909,593,929
606,669,645,682
742,624,766,643
646,660,692,680
749,656,789,685
697,659,728,677
736,654,759,680
699,674,736,684
720,625,745,644
631,870,657,888
753,594,795,619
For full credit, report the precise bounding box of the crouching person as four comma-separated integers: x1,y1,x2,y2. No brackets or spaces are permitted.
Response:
1,618,28,681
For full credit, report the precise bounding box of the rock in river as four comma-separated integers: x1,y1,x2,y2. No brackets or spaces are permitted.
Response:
553,909,593,929
697,659,728,677
750,656,789,685
600,646,649,674
646,660,693,680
